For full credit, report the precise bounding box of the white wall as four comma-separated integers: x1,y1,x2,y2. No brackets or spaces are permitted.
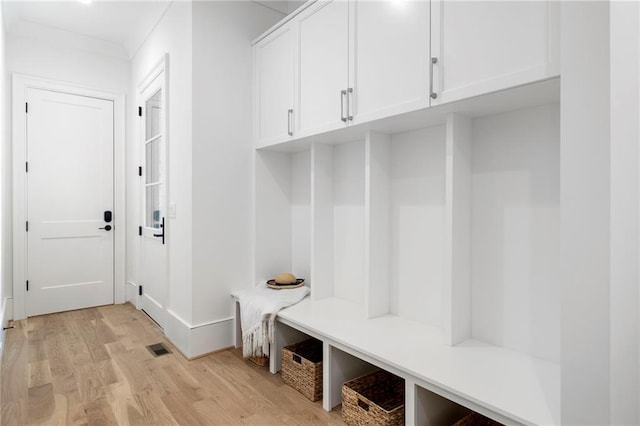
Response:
129,1,193,338
0,0,10,343
471,104,560,363
610,1,640,424
6,26,129,93
561,2,611,424
190,1,283,346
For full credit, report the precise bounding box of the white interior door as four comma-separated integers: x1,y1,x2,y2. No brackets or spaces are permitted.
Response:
139,70,168,329
26,88,114,316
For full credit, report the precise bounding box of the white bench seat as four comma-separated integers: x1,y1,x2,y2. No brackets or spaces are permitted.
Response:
231,293,559,425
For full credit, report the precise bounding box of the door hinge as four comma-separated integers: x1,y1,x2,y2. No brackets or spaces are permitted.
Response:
25,103,28,113
138,285,143,296
26,221,29,232
26,280,29,291
138,166,142,177
25,162,28,173
138,226,142,236
138,106,142,117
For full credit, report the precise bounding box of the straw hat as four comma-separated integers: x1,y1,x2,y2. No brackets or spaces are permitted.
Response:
267,272,305,289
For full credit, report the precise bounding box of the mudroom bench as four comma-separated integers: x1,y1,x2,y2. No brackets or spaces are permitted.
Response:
231,293,559,426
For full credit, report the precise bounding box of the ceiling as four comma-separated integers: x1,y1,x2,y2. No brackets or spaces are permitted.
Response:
2,0,174,58
2,1,302,59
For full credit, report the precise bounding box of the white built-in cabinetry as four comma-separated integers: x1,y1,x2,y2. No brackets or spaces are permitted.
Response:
431,0,559,104
252,1,560,424
254,0,559,148
296,1,349,136
253,24,295,146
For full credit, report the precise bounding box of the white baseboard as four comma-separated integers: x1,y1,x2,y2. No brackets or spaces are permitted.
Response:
1,297,13,329
0,297,14,362
125,281,139,307
165,309,234,359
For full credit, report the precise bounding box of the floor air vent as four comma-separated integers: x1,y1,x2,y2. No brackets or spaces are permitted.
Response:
146,342,172,357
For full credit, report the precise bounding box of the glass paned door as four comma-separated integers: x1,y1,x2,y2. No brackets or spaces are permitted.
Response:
139,58,169,330
144,90,164,231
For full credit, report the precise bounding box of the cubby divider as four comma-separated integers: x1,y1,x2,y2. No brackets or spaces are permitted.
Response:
364,131,391,318
444,113,473,345
310,142,334,300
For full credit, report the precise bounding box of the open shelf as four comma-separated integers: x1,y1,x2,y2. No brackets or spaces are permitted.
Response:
254,149,311,284
310,140,366,308
468,103,560,363
387,126,447,327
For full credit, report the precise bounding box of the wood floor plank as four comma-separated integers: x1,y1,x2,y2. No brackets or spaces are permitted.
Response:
161,392,210,425
27,382,55,423
1,303,345,425
46,332,72,377
28,359,52,388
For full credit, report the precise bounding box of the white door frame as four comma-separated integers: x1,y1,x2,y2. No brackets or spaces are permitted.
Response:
12,74,126,320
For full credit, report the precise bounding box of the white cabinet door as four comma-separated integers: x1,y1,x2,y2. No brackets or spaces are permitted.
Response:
296,0,349,138
255,24,295,148
431,0,559,105
350,0,431,124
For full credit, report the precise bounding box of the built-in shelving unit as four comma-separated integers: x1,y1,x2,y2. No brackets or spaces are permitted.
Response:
251,78,561,425
250,0,562,423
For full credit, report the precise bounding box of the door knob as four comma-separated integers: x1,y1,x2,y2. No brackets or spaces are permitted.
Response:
99,225,112,231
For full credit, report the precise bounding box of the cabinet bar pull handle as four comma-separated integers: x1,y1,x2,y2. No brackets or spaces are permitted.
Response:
287,109,293,136
430,57,438,100
347,87,353,121
340,90,347,122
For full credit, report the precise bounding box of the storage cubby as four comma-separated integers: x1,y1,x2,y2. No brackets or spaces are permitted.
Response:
468,103,560,362
255,149,312,284
311,140,367,308
414,385,470,426
388,126,447,327
324,344,379,411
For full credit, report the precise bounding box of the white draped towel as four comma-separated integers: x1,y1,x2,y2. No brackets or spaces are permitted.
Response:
236,282,310,358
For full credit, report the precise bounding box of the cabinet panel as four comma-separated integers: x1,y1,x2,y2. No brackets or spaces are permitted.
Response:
352,1,431,123
297,1,349,137
432,1,559,104
255,25,295,147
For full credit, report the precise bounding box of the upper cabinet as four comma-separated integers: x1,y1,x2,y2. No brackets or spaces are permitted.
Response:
296,1,350,137
430,0,559,104
350,0,431,125
254,0,560,148
254,24,296,148
295,0,432,138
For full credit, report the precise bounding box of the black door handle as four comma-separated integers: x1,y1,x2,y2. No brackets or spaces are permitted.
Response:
153,217,165,245
99,225,112,231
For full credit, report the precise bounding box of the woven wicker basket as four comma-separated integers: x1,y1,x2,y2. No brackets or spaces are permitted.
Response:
248,355,269,367
342,370,405,426
452,411,503,426
281,339,323,401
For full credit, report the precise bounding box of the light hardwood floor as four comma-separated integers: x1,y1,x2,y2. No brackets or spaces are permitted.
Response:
1,303,344,425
